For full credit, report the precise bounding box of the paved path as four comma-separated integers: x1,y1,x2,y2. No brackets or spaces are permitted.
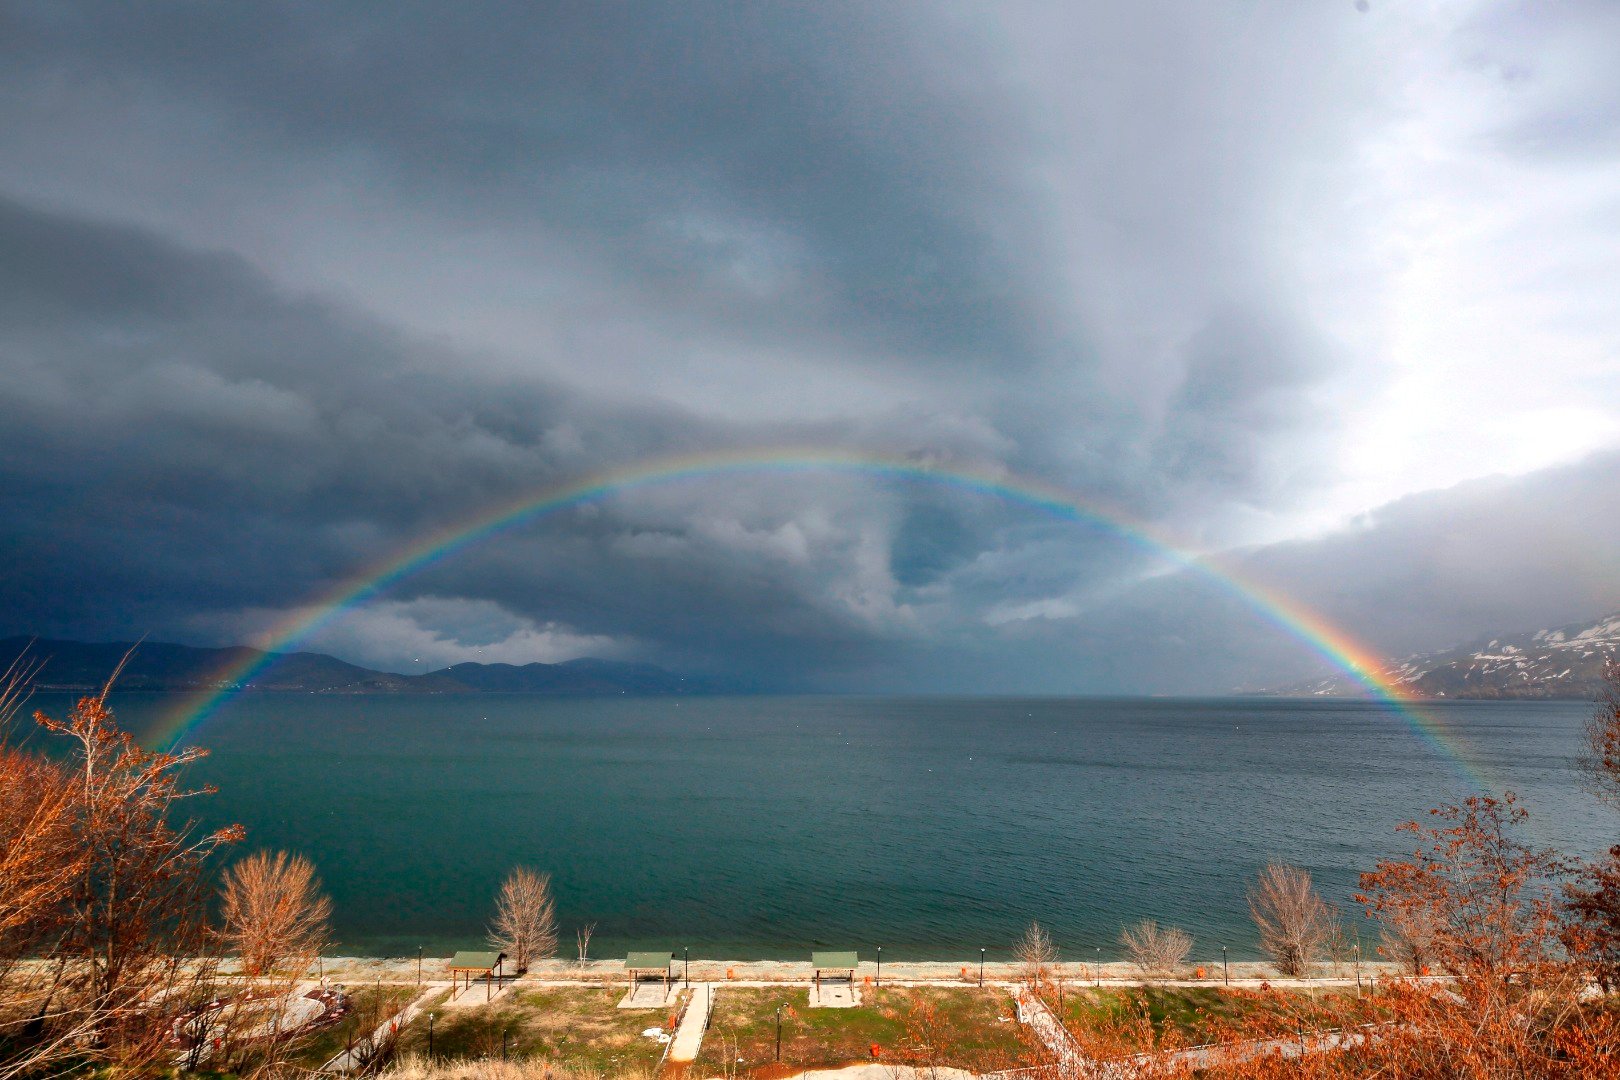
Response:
1001,989,1394,1080
1014,988,1087,1077
322,985,442,1074
667,982,716,1062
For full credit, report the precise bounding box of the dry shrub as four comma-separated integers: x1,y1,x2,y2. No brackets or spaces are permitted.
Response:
1247,861,1339,977
488,868,558,973
381,1054,655,1080
1566,844,1620,992
220,849,332,977
1119,918,1192,976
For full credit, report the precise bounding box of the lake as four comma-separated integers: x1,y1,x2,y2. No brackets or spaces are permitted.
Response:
24,692,1609,961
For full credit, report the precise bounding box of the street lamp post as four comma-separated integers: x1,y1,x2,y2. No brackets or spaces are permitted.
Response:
417,946,423,987
428,1013,435,1058
684,947,690,989
876,946,882,988
1222,946,1229,987
979,948,986,987
776,1003,786,1061
1095,947,1101,987
1354,942,1361,995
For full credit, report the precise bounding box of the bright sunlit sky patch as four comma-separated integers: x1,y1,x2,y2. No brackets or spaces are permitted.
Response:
1,0,1617,692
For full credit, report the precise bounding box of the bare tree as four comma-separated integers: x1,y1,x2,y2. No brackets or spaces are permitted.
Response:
1118,919,1192,977
1380,919,1438,978
488,868,558,973
1247,861,1340,977
1013,920,1058,986
575,922,596,963
219,850,332,977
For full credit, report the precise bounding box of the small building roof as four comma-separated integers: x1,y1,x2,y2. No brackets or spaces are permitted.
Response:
812,951,859,970
448,950,503,971
625,951,673,971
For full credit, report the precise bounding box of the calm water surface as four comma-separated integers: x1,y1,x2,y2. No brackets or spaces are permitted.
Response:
29,693,1608,960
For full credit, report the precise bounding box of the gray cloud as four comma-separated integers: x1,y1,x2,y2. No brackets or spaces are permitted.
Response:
2,2,1618,690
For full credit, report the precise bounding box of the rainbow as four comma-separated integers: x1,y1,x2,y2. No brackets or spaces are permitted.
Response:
151,447,1487,788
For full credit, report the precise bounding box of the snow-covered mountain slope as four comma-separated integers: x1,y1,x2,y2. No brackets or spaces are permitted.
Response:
1261,612,1620,700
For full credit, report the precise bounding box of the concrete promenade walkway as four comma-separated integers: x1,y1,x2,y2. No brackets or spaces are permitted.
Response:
667,981,716,1062
310,954,1402,988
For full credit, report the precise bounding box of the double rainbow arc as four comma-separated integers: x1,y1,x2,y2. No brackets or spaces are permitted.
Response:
151,448,1485,789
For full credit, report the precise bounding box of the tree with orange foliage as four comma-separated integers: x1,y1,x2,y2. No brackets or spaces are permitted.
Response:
1067,796,1612,1078
1578,661,1620,810
1568,661,1620,991
1350,794,1592,1077
1357,794,1565,981
0,674,241,1079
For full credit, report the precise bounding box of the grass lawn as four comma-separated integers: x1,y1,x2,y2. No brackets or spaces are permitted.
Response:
393,986,684,1074
1057,985,1365,1049
288,982,432,1069
693,986,1031,1075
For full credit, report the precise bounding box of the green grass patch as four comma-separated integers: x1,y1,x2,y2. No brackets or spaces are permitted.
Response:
1057,985,1364,1049
693,986,1030,1075
394,986,683,1073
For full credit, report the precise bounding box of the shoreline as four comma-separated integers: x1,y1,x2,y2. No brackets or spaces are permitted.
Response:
303,955,1405,986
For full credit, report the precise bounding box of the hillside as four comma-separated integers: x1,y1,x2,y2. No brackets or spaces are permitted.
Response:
0,637,713,696
1263,612,1620,700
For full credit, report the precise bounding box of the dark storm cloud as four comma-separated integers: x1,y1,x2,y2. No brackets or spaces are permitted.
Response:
0,0,1363,501
0,194,1042,683
2,2,1618,690
0,2,1040,369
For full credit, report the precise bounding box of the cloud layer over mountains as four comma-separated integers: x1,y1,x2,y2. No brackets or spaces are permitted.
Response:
2,2,1618,691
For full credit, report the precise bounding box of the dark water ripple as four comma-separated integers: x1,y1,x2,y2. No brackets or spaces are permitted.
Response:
30,692,1609,961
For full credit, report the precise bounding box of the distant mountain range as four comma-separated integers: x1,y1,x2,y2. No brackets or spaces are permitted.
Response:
0,637,723,696
1261,611,1620,700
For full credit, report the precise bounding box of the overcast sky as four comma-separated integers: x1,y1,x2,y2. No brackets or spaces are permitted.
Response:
2,1,1618,692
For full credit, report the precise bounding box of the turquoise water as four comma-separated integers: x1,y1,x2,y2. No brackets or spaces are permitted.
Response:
25,693,1608,961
